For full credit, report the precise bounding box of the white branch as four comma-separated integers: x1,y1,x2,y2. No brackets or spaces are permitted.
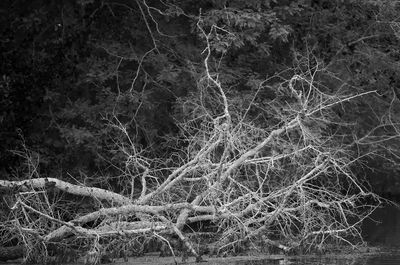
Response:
0,178,131,205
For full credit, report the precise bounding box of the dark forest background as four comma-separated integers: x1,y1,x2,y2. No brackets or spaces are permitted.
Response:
2,0,400,196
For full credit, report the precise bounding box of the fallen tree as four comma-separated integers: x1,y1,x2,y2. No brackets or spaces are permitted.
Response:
0,22,383,264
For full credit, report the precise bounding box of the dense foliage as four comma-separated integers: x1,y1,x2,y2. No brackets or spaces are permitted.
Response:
1,0,400,263
1,0,399,186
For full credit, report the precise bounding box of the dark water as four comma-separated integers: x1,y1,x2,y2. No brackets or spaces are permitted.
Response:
225,204,400,265
234,253,400,264
196,253,400,265
218,253,400,265
362,205,400,248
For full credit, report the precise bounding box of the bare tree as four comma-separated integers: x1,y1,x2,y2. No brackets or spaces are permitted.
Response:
0,21,383,264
